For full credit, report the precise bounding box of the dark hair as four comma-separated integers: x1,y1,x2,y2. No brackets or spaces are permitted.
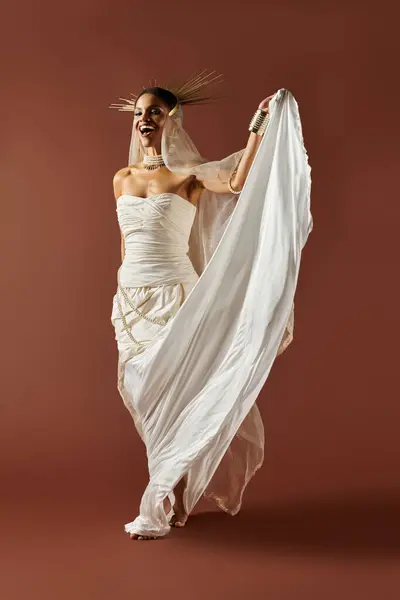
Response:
136,87,178,111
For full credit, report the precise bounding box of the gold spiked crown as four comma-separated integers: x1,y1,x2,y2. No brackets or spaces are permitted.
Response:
109,70,223,116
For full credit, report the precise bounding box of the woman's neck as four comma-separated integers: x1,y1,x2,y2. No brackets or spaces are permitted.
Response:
143,146,162,157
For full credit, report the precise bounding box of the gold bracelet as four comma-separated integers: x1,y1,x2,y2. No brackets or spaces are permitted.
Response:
228,170,242,195
249,109,270,136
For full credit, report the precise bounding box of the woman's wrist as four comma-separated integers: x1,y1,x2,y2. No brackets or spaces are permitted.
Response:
228,172,242,194
249,108,270,136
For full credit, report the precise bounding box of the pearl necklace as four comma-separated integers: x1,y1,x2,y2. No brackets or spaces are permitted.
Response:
143,154,165,170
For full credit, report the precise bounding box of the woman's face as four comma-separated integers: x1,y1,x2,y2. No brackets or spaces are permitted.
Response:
134,93,169,151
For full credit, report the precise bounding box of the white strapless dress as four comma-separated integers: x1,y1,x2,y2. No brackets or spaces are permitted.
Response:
112,193,199,409
111,93,312,538
117,192,199,288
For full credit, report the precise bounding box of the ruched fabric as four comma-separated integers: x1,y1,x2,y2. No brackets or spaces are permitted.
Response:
117,193,199,288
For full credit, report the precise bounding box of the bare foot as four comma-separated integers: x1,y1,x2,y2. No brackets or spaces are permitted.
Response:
170,507,188,528
128,481,188,539
169,477,188,528
129,533,158,541
128,497,172,540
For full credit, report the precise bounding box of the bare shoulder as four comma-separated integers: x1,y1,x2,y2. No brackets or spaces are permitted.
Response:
113,166,131,184
113,166,135,201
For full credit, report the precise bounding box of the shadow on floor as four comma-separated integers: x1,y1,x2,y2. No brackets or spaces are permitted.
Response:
176,492,400,558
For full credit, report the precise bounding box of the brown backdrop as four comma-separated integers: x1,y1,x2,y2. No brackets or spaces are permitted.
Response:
1,0,399,598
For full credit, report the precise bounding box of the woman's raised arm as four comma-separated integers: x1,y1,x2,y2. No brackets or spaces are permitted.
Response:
201,94,274,195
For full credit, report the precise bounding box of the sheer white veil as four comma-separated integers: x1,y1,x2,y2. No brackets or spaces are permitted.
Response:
128,105,245,275
127,100,294,354
128,104,242,183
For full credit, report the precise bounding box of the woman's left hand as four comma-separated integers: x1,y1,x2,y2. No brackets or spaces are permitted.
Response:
258,94,275,113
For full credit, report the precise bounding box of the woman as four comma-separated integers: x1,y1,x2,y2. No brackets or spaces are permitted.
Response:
110,74,312,540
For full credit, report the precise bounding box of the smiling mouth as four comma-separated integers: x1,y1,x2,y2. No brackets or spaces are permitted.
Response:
139,125,156,137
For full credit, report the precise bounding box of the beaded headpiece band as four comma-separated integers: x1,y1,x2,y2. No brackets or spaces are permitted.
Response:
109,70,223,116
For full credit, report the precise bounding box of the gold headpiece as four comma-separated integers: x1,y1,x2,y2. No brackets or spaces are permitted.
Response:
109,70,223,116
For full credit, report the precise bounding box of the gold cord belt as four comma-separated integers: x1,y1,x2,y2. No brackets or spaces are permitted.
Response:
116,267,185,347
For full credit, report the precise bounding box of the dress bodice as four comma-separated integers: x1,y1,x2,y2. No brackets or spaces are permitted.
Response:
117,193,198,287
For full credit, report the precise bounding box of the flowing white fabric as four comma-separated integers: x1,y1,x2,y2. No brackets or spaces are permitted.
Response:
112,193,267,517
112,89,312,537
